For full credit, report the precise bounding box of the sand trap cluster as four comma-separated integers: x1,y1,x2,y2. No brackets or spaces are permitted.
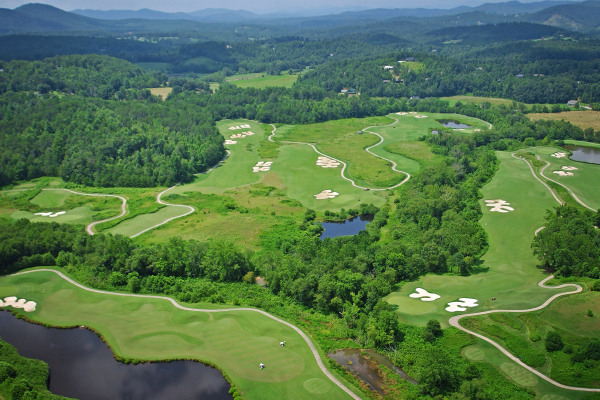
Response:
314,190,339,199
485,199,514,213
316,156,340,168
34,211,66,218
253,161,273,172
553,171,574,176
0,296,36,312
446,298,478,312
230,131,255,139
228,124,251,130
409,288,441,302
396,112,408,116
551,152,567,158
224,140,237,145
562,166,578,171
414,115,428,119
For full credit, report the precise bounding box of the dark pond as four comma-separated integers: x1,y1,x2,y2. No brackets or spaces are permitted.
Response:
563,145,600,165
328,349,416,394
320,215,373,239
0,311,231,400
437,119,472,129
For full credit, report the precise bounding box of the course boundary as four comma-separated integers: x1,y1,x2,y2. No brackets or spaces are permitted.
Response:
268,119,411,191
8,268,363,400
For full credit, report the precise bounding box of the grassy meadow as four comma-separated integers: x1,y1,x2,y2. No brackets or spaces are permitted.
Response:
528,111,600,131
0,269,362,400
226,73,299,89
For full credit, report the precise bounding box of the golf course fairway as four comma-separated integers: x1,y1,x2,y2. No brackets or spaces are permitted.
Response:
0,269,363,400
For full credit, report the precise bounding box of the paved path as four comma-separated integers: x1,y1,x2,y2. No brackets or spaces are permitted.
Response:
41,189,127,235
10,269,363,400
537,156,596,211
129,185,195,238
269,120,411,191
449,153,600,392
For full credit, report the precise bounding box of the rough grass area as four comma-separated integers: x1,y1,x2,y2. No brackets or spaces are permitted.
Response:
441,95,513,107
148,87,173,100
527,111,600,131
0,270,360,400
226,73,298,89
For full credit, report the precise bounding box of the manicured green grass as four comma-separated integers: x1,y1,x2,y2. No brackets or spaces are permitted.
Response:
226,73,298,89
519,146,600,210
277,116,402,188
106,205,187,237
30,190,72,208
11,207,94,225
563,140,600,149
0,270,361,400
385,151,569,327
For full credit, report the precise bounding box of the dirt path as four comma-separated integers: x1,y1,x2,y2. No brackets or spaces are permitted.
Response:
41,189,127,235
268,120,411,191
448,154,600,392
10,268,363,400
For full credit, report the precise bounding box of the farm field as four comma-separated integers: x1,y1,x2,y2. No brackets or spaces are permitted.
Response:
0,269,362,400
148,87,173,100
225,73,299,89
441,95,514,107
528,111,600,131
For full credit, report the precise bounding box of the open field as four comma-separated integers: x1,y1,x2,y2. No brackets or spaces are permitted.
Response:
527,111,600,131
0,269,361,400
226,73,298,89
148,87,173,100
441,95,513,107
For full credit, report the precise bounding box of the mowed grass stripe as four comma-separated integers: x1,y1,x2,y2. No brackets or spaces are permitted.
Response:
0,270,359,400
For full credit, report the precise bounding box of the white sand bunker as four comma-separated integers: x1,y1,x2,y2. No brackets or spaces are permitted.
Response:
551,152,567,158
230,131,255,139
34,211,66,218
224,140,237,145
553,171,574,177
253,161,273,172
446,298,478,312
0,296,36,312
562,166,578,171
474,129,482,132
314,190,339,199
228,124,251,131
409,112,417,114
396,112,408,116
316,156,340,168
414,115,428,119
409,288,441,302
485,199,514,213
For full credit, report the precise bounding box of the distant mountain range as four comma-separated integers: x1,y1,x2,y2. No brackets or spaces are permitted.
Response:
0,1,598,35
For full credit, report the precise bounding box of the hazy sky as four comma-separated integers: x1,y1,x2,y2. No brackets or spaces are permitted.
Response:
4,0,545,13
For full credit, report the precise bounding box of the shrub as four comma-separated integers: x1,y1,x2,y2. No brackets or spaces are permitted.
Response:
545,331,564,352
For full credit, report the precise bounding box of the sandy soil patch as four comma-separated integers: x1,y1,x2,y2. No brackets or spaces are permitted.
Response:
316,156,340,168
34,211,66,218
414,115,428,119
446,298,478,312
485,199,514,213
562,166,578,171
409,288,441,302
230,131,255,139
228,124,251,131
224,140,237,145
253,161,273,172
314,190,339,199
553,171,574,176
0,296,36,312
474,129,482,132
551,152,567,158
409,112,417,114
396,112,408,116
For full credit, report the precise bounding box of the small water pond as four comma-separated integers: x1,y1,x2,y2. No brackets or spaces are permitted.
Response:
437,119,472,129
320,215,373,239
563,145,600,165
0,311,231,400
328,349,417,394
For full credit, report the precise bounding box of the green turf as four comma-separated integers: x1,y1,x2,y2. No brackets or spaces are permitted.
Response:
226,73,298,89
385,151,569,327
10,207,94,225
106,204,188,237
520,146,600,210
563,140,600,149
0,269,362,400
30,190,72,208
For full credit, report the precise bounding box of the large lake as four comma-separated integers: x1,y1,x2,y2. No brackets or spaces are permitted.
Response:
320,215,373,239
564,145,600,165
0,311,231,400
